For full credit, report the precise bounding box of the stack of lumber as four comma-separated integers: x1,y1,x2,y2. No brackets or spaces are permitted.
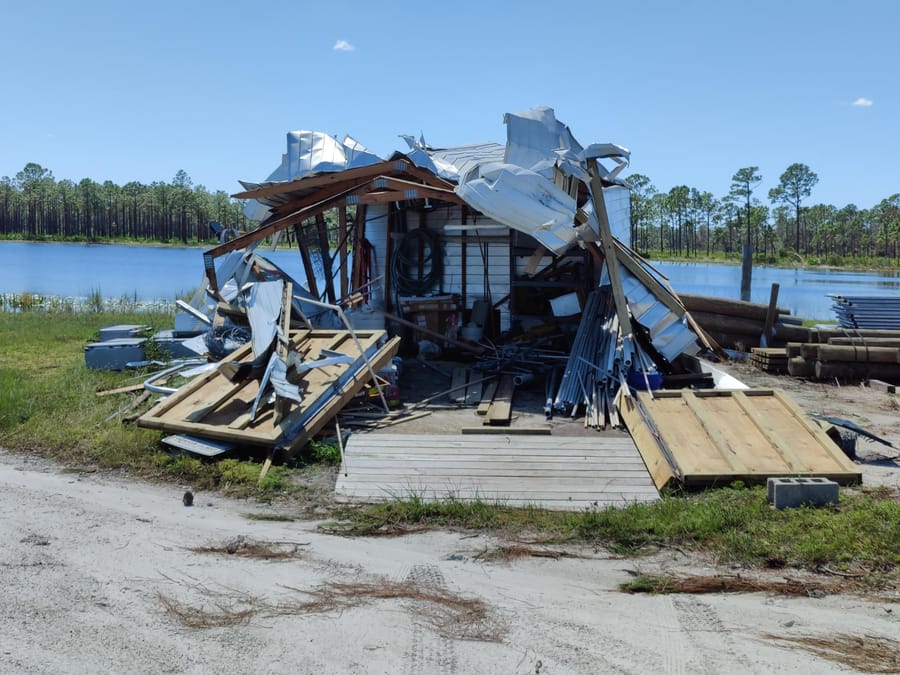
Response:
750,347,788,373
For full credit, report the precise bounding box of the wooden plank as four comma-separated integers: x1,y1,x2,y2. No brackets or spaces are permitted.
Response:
523,245,546,276
484,375,514,426
278,336,401,455
461,426,551,435
293,223,320,299
618,388,861,489
315,213,336,304
680,391,748,473
770,390,860,473
137,329,395,450
450,368,468,403
730,391,810,473
342,463,652,475
338,205,349,299
96,383,146,397
476,380,498,416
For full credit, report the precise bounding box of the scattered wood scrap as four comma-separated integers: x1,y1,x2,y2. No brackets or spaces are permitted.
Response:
483,375,515,426
137,329,400,459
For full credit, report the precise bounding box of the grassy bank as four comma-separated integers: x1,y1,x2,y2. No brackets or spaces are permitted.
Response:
645,249,900,272
0,310,302,498
327,485,899,579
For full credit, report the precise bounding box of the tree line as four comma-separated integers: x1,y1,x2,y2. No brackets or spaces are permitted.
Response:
0,163,250,244
3,161,898,265
627,163,900,264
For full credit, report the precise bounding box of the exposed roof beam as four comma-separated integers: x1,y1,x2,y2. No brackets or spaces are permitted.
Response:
232,158,455,201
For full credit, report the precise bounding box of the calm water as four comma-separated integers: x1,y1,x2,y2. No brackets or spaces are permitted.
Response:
0,242,304,303
1,242,899,320
652,260,900,320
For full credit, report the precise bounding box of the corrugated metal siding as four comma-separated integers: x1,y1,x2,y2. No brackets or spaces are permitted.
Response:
364,204,389,308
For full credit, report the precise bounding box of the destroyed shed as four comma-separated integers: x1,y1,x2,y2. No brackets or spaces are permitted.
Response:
136,107,861,503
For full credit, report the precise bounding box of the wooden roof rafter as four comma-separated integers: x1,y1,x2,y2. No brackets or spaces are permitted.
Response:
231,157,456,202
345,176,464,207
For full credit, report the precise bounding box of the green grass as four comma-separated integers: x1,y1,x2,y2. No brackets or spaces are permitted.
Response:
0,310,308,498
327,486,900,575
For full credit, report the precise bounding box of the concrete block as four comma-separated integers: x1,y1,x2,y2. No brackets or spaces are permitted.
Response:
767,477,839,509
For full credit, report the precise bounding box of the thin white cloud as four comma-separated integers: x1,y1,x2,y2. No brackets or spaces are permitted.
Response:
852,97,873,107
333,40,354,52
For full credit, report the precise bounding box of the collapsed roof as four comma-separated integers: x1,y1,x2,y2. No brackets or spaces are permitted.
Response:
239,106,631,254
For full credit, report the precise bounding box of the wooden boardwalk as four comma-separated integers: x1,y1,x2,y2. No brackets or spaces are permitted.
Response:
335,433,659,510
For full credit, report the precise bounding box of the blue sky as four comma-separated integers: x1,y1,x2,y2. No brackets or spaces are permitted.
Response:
2,1,896,209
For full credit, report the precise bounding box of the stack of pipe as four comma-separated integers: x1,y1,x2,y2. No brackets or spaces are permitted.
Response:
552,289,659,429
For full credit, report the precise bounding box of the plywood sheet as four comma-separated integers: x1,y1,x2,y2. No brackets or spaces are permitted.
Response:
335,433,659,510
616,389,862,490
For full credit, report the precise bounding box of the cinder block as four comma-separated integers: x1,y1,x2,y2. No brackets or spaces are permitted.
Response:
767,477,839,509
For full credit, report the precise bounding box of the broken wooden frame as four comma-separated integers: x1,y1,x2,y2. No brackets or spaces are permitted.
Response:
206,159,465,302
138,329,401,459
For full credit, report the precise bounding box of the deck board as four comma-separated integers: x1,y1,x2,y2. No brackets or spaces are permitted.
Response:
335,433,658,510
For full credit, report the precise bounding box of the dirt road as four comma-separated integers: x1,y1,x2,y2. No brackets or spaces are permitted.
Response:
1,449,897,674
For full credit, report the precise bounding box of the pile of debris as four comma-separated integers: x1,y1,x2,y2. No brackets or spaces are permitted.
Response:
80,106,868,497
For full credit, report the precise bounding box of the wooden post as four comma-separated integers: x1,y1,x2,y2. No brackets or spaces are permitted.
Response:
293,223,320,299
587,160,631,339
460,206,468,311
740,242,753,301
338,205,349,300
262,280,293,486
315,213,336,304
350,204,367,298
761,283,780,347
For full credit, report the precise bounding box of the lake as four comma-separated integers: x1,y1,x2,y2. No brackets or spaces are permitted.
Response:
1,242,898,320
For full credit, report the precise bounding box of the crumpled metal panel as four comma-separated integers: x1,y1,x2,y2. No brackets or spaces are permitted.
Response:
621,268,699,362
245,280,284,358
456,163,579,253
242,132,382,220
445,107,631,253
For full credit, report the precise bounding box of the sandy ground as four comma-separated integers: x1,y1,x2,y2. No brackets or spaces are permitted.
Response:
1,447,898,674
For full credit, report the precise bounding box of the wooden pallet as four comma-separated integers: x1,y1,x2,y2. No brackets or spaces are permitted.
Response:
617,388,861,490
